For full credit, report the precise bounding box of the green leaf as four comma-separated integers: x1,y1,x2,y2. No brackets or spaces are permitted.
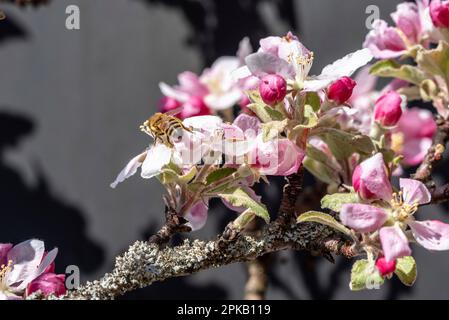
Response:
260,119,288,142
350,259,385,291
179,166,198,184
218,187,270,223
247,103,285,123
417,41,449,79
312,128,375,160
370,60,426,85
394,256,417,286
303,157,339,185
233,209,256,230
297,211,351,236
205,167,237,185
305,92,321,112
292,105,318,130
321,192,359,212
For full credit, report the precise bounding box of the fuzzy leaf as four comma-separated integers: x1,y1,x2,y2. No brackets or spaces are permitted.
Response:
321,192,359,212
370,60,426,85
394,256,417,286
218,187,269,223
305,92,321,112
261,119,288,142
350,259,384,291
206,167,237,185
313,128,374,160
297,211,351,236
417,41,449,78
303,157,339,185
247,103,285,123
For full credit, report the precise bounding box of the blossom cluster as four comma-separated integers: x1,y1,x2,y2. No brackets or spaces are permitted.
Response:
108,3,449,290
0,240,66,299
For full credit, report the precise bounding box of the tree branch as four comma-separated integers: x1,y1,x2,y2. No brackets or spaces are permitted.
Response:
63,222,355,300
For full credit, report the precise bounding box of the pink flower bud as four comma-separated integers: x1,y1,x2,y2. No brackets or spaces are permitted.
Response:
374,91,403,127
259,74,287,105
26,273,66,297
375,256,397,277
352,153,393,201
430,0,449,28
327,76,357,104
159,96,182,113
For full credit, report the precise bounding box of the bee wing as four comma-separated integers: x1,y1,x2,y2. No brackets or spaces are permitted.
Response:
164,106,184,117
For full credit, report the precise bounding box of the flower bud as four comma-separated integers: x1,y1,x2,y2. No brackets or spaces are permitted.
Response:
352,153,393,201
26,273,66,297
259,74,287,105
159,96,182,113
374,91,403,127
430,0,449,29
375,256,397,277
327,76,356,104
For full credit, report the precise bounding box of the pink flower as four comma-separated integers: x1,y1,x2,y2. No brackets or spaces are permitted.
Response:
374,91,403,127
340,178,449,262
26,273,66,298
259,74,287,105
159,96,210,120
184,200,209,231
375,256,397,277
0,240,59,300
234,31,372,92
430,0,449,28
364,20,408,59
327,76,357,104
392,2,423,43
352,153,392,201
392,107,437,166
250,137,305,176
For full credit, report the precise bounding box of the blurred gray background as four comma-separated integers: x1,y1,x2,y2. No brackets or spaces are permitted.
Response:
1,0,448,299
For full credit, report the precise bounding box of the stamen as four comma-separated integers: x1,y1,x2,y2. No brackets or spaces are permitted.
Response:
0,260,13,282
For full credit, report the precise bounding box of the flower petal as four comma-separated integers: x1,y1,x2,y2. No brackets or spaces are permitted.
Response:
340,203,388,233
6,239,46,291
183,115,223,131
36,248,58,277
0,243,13,266
379,225,412,262
312,48,373,85
204,90,242,110
185,201,209,231
158,82,190,103
400,178,431,205
245,52,296,79
141,144,172,179
110,151,147,188
359,153,393,201
409,220,449,250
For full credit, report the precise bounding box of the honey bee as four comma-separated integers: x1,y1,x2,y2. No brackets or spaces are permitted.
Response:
140,107,192,147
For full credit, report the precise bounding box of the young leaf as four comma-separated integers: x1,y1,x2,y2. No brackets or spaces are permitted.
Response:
305,92,321,112
321,192,359,212
247,103,285,123
303,157,339,185
218,187,270,223
417,41,449,79
370,60,426,85
394,256,417,286
297,211,351,236
206,167,237,185
350,259,384,291
261,119,288,142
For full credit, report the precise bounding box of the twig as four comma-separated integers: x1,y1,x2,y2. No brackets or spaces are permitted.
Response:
244,254,271,300
430,183,449,204
148,207,191,246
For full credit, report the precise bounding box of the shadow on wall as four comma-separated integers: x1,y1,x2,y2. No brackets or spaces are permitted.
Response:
142,0,298,65
0,111,105,274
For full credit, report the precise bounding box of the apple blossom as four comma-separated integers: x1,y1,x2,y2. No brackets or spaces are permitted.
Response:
352,153,392,201
0,240,60,300
327,76,357,104
375,256,397,277
258,74,287,105
26,273,66,298
234,32,372,93
391,107,437,166
374,91,404,127
430,0,449,28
